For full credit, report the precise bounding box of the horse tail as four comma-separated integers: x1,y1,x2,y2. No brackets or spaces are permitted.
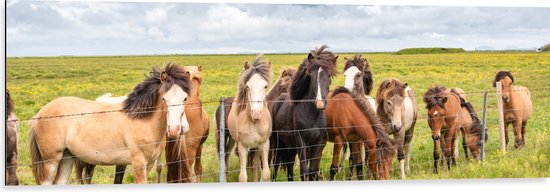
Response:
29,119,44,184
165,135,192,183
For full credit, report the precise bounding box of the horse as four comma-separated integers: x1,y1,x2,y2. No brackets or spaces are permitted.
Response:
226,54,273,182
325,55,393,180
165,65,210,183
29,64,192,184
215,67,296,180
493,71,532,149
73,93,163,184
376,79,417,179
271,45,338,181
449,87,485,160
423,85,462,173
6,89,19,185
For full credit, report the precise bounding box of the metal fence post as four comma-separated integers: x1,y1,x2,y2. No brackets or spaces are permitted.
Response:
496,82,506,152
481,90,488,161
219,96,226,182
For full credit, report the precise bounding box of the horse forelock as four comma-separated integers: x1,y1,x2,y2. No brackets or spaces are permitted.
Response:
305,45,338,77
123,63,192,119
236,54,273,113
423,85,447,110
493,71,514,87
345,54,373,95
376,79,405,108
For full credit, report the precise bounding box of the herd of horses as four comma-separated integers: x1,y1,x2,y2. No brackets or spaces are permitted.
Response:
4,45,533,185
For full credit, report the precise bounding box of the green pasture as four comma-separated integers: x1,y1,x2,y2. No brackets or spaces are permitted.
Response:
6,51,550,184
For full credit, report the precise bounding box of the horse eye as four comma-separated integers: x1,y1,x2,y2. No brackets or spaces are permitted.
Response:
162,98,166,102
184,98,187,102
264,85,268,89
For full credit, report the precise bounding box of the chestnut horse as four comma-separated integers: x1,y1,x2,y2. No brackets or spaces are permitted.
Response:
423,85,462,173
325,55,393,180
449,87,485,160
215,67,296,180
6,90,19,185
376,79,417,179
271,45,338,181
227,54,273,182
493,71,532,149
30,64,192,184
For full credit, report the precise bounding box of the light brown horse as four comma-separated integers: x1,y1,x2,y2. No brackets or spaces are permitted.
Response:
376,79,417,179
30,64,192,184
227,54,273,182
165,65,210,183
215,67,296,180
325,55,393,180
493,71,532,149
449,87,485,160
6,90,19,185
423,85,462,173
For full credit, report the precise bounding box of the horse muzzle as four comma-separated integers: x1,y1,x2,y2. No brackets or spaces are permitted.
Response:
502,96,510,103
315,99,326,110
432,135,441,141
250,110,263,120
167,125,182,139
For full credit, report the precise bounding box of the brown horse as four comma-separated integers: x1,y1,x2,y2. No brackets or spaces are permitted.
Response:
449,87,485,160
493,71,532,149
423,85,462,173
215,67,296,180
30,64,192,184
325,55,393,180
165,65,210,183
6,89,19,185
376,79,417,179
227,54,273,182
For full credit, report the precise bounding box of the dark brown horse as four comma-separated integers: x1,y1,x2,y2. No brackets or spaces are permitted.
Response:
271,45,338,181
325,56,393,180
6,90,19,185
215,67,296,180
493,71,532,149
423,85,462,173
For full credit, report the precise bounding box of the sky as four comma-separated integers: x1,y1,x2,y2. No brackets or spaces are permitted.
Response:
6,0,550,56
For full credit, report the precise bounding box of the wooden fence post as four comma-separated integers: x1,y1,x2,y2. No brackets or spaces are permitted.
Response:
496,82,506,152
219,97,226,182
481,90,488,160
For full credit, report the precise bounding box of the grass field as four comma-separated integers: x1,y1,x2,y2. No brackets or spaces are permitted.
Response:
6,51,550,184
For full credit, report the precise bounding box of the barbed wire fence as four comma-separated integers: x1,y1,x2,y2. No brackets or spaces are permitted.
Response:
5,87,549,184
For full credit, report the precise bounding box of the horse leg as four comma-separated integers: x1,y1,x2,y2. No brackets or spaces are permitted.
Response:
395,134,406,179
130,154,148,184
194,144,204,183
252,148,261,182
271,146,281,182
330,137,344,181
513,120,523,149
114,165,126,184
348,143,354,180
237,142,249,182
285,149,297,181
433,139,441,174
404,127,414,175
82,163,95,184
350,142,364,180
460,128,469,160
185,145,198,183
156,158,163,183
521,120,527,146
260,140,271,182
225,137,236,180
308,141,326,181
74,159,84,184
504,121,511,148
53,155,74,185
296,137,308,181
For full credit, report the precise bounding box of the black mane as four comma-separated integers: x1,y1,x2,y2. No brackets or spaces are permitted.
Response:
290,45,337,100
123,63,192,119
493,71,514,87
423,85,447,109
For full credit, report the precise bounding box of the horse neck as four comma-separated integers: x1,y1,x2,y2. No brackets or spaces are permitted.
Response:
190,78,200,97
266,79,283,102
146,99,169,142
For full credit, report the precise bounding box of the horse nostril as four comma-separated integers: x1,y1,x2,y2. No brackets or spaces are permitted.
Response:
432,135,440,140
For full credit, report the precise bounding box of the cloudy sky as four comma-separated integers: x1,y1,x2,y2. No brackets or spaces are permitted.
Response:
6,0,550,56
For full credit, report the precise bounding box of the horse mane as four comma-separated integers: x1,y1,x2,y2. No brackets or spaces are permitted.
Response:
423,85,447,109
6,89,14,116
331,86,393,175
375,79,406,107
449,89,484,141
290,45,338,100
236,54,273,113
345,54,373,95
493,71,514,87
123,63,192,119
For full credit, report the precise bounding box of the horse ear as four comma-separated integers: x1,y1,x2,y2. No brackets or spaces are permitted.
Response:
198,66,202,72
333,55,339,63
282,70,288,77
343,57,348,61
185,71,191,78
160,71,168,82
268,61,272,68
308,53,314,61
244,61,250,70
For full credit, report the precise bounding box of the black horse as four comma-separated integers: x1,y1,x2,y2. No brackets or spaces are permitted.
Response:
271,45,338,181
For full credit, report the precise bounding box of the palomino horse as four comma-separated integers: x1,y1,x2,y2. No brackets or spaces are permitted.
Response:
271,45,338,181
6,90,19,185
449,88,485,160
227,54,273,182
325,55,393,180
423,85,462,173
74,93,163,184
165,65,210,183
376,79,417,179
215,67,296,180
493,71,532,149
30,64,192,184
